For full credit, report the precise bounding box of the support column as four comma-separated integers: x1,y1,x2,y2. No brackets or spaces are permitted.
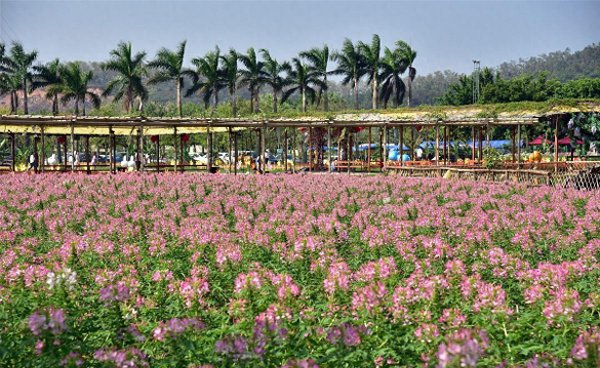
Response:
109,126,115,174
173,127,178,173
471,126,476,161
411,126,416,163
156,135,160,173
435,125,440,166
478,127,483,163
367,127,372,173
284,128,289,172
228,127,233,173
139,124,145,171
399,125,404,166
309,126,313,172
378,126,383,170
327,125,332,173
517,124,521,166
10,133,16,172
383,125,388,169
136,126,142,171
85,135,90,174
511,127,516,163
70,124,75,172
554,117,559,172
443,126,448,165
260,124,266,174
40,126,45,173
234,132,239,175
346,129,350,175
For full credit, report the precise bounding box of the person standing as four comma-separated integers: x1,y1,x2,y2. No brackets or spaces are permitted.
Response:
28,151,39,173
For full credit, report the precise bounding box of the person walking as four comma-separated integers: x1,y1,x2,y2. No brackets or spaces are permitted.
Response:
28,151,39,173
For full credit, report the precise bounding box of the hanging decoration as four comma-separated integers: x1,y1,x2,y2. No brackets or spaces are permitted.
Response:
181,134,190,143
150,135,159,143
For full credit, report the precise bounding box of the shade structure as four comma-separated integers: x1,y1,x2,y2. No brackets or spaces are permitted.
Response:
557,136,583,145
0,125,243,136
529,136,551,146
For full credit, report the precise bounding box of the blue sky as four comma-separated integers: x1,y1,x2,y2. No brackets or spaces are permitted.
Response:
1,0,599,75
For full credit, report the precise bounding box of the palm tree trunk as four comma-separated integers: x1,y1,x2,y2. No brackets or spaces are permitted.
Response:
176,78,182,117
354,77,359,110
301,87,306,113
82,96,86,116
23,79,29,115
126,86,133,113
323,76,329,111
230,88,237,117
53,95,59,116
74,97,79,115
272,87,278,113
372,74,378,109
212,88,218,113
249,87,255,113
255,89,260,113
406,77,412,107
10,92,16,113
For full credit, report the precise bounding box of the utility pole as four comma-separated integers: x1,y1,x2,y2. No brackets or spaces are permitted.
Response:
472,59,480,104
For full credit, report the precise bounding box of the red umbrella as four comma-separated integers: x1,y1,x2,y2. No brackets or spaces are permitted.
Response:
557,136,583,145
529,135,550,146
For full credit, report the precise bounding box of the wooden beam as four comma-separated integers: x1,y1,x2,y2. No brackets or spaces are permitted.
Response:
367,127,372,173
327,125,332,173
173,127,178,172
284,128,289,172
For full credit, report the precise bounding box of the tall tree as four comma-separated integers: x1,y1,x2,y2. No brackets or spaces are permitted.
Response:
358,35,381,109
331,39,365,110
239,48,265,113
379,47,408,108
260,49,290,113
185,46,224,113
60,62,101,116
102,42,147,113
220,49,239,117
1,42,38,114
32,59,63,115
282,58,319,113
147,40,187,117
0,42,21,113
299,45,330,111
395,41,417,106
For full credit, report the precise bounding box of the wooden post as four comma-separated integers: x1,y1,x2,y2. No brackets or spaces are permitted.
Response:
291,131,296,174
411,126,416,162
346,129,351,175
399,125,404,166
109,126,115,174
70,124,75,172
234,131,239,175
260,124,266,174
156,135,160,173
554,116,559,172
517,124,521,166
10,133,16,172
228,127,233,173
478,127,483,163
139,124,144,171
378,126,383,170
327,125,332,173
284,128,289,172
435,125,440,166
443,126,447,165
85,135,90,174
63,137,68,172
39,126,45,173
136,126,142,171
471,126,476,161
383,125,388,169
173,127,178,172
367,127,372,172
309,126,313,172
511,127,516,163
448,127,452,164
181,133,185,172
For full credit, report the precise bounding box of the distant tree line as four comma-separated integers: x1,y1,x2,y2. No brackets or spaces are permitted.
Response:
0,36,418,116
439,68,600,105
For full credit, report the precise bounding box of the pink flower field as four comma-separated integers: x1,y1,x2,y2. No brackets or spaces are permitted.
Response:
0,173,599,367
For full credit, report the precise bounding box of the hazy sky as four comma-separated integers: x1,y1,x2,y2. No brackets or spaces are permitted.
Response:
1,0,599,75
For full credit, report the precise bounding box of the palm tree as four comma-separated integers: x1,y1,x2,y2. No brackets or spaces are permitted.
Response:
1,42,38,114
395,41,417,106
239,47,265,113
379,47,408,108
299,45,330,111
32,59,63,115
220,49,239,117
0,42,21,113
358,35,381,109
331,38,365,110
59,62,101,116
102,42,147,113
260,49,290,113
147,40,187,117
185,46,224,113
282,58,319,113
